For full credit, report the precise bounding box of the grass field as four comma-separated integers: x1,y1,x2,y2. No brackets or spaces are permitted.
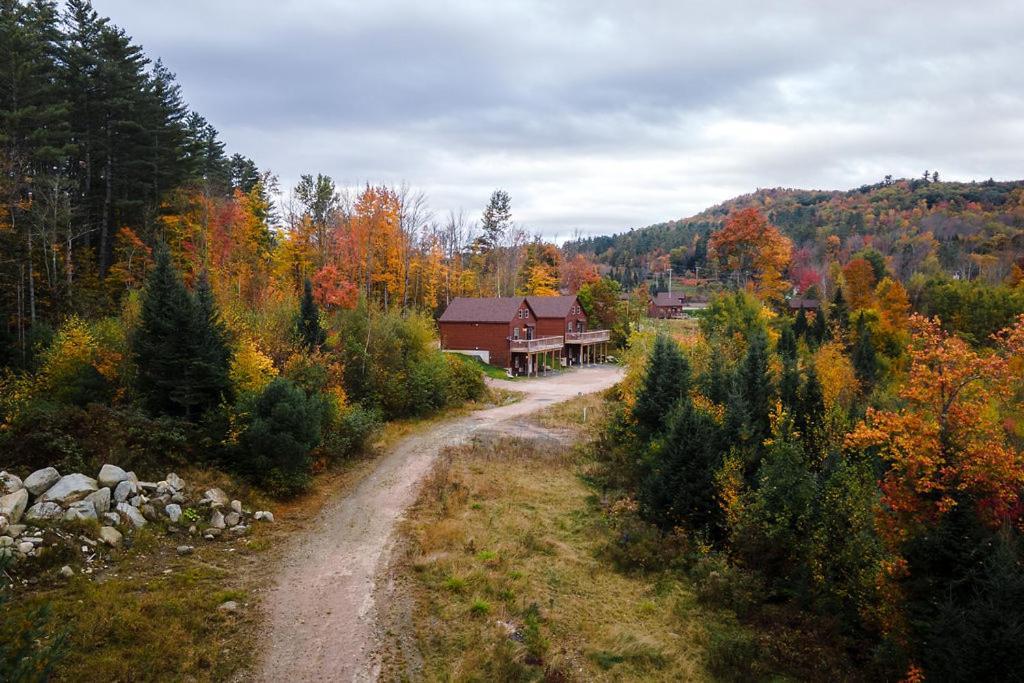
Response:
385,395,772,682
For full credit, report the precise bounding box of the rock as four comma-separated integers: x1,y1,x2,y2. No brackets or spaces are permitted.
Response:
209,509,225,529
115,502,147,529
25,501,63,522
113,480,137,503
203,488,229,508
17,541,34,554
85,487,111,515
176,545,193,556
6,524,25,537
0,536,12,546
156,481,172,496
153,494,171,506
0,471,23,495
0,515,6,534
224,512,240,527
141,504,160,522
39,473,97,505
205,527,222,538
97,464,130,489
254,511,275,523
230,500,242,514
229,525,248,536
64,500,98,522
218,600,238,613
138,481,158,492
102,511,121,526
98,526,123,547
128,495,143,508
24,467,60,496
166,473,185,491
22,536,43,546
59,565,74,578
165,504,182,523
0,488,29,524
171,492,186,504
126,471,139,484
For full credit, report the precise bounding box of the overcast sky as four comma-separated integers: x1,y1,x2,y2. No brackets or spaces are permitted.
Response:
95,0,1024,240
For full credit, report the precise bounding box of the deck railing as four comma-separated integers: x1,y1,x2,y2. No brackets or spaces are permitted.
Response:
509,335,564,353
565,329,611,344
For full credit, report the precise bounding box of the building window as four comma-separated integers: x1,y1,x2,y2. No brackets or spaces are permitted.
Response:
513,327,520,339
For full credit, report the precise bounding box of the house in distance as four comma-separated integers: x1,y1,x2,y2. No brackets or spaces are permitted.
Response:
438,295,610,375
647,292,709,319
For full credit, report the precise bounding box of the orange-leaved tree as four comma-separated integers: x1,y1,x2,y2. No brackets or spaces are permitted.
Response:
846,314,1024,545
709,207,792,302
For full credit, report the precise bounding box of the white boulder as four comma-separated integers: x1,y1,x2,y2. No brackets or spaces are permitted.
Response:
203,488,229,508
209,509,226,529
25,501,63,521
64,500,98,522
24,467,60,496
98,526,123,547
97,464,130,489
0,488,29,525
166,473,185,491
254,511,275,523
165,504,182,523
85,487,111,515
0,471,23,495
113,480,137,503
39,473,97,505
115,502,147,528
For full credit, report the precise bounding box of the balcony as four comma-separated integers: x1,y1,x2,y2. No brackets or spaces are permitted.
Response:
565,329,611,344
509,335,564,353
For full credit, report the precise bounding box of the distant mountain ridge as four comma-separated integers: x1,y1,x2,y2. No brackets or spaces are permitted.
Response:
565,178,1024,284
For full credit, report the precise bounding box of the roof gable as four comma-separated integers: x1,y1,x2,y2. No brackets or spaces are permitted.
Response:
651,292,686,307
525,295,579,319
439,297,527,323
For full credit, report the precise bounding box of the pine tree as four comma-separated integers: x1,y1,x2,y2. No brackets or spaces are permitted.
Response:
632,334,689,437
134,246,199,417
811,306,827,346
298,278,326,350
794,306,809,339
640,400,724,533
795,364,826,459
134,248,231,419
478,189,512,252
740,327,774,444
852,312,877,391
188,272,233,413
779,325,800,411
830,286,849,337
701,351,730,405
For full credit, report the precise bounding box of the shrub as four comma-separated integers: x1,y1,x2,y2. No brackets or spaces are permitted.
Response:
320,404,381,461
234,378,326,496
444,353,486,404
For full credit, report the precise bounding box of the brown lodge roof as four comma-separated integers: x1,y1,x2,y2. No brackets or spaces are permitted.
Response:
439,297,525,323
525,295,579,319
650,292,687,307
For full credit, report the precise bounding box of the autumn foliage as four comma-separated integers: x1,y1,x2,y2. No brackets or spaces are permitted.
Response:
709,208,792,302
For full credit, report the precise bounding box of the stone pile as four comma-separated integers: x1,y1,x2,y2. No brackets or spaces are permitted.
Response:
0,464,275,566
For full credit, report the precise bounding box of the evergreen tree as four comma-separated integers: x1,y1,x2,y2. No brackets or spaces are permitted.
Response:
779,325,800,411
723,369,751,446
795,364,826,459
632,334,689,437
740,327,774,444
478,189,512,252
701,351,730,405
298,278,326,350
640,400,724,533
189,272,233,412
134,246,199,417
811,306,827,346
830,286,849,337
794,306,809,339
852,312,878,391
134,248,231,419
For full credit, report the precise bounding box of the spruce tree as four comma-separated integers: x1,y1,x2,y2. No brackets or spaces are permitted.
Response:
632,334,689,437
740,327,774,444
830,286,849,337
298,278,326,350
188,272,233,413
134,247,199,417
640,400,724,533
852,313,878,391
701,351,730,405
779,325,800,411
811,306,827,346
794,306,808,340
795,364,826,459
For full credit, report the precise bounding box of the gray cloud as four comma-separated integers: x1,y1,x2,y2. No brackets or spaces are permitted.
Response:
95,0,1024,238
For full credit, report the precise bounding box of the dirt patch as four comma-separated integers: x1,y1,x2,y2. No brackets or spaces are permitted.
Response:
254,366,623,681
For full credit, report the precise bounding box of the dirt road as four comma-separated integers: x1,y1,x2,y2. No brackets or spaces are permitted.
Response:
256,366,623,682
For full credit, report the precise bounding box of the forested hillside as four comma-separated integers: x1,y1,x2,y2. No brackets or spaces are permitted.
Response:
567,178,1024,289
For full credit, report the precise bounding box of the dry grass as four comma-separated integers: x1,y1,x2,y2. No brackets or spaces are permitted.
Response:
386,398,739,682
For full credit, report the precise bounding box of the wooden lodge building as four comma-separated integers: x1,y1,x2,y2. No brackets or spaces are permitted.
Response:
438,295,611,375
647,292,708,319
